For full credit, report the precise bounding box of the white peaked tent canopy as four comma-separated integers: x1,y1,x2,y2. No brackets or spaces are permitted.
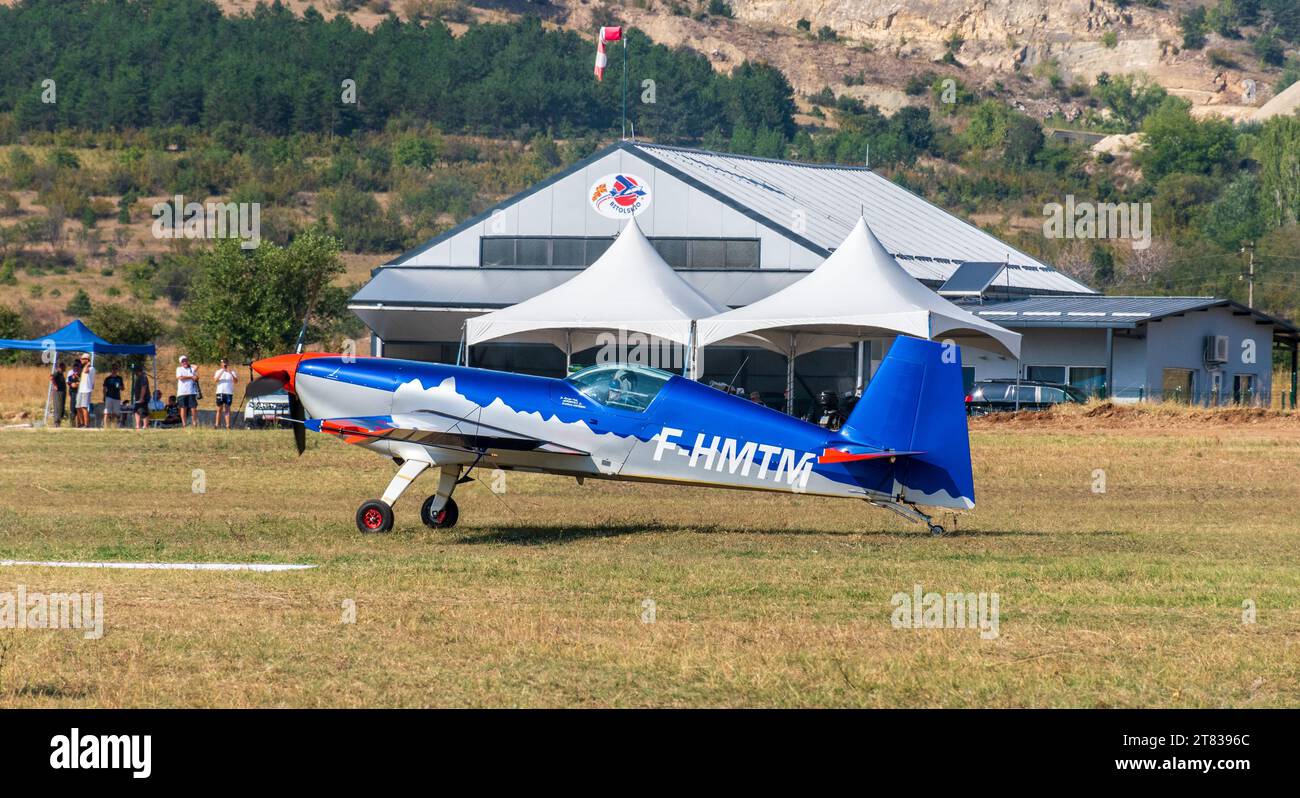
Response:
465,220,727,362
695,217,1023,360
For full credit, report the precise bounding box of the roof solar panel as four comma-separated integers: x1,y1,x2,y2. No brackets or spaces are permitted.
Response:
938,261,1006,296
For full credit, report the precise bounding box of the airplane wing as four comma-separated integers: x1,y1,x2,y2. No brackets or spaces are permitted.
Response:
306,414,589,456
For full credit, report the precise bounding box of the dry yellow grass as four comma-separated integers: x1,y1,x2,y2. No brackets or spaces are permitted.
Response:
0,417,1298,708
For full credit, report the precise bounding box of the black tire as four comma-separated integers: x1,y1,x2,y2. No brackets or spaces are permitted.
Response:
420,495,458,529
356,499,394,534
929,523,946,537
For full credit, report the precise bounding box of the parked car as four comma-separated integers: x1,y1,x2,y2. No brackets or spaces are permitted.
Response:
243,389,292,428
965,379,1088,415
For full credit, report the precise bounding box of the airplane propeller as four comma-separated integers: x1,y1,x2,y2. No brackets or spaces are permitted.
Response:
243,372,306,455
288,392,306,455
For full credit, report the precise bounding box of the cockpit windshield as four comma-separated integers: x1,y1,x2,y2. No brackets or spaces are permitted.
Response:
565,364,673,412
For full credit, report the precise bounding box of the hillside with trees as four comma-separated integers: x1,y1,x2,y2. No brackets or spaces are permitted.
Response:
1,0,1298,370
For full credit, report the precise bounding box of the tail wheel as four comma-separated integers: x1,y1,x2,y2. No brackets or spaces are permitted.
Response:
421,495,459,529
356,499,394,534
929,523,946,537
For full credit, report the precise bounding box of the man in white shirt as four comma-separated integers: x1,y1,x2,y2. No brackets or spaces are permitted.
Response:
213,358,238,430
76,354,95,428
176,355,199,427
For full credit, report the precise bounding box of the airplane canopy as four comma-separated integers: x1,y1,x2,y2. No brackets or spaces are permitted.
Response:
694,217,1022,359
465,220,726,352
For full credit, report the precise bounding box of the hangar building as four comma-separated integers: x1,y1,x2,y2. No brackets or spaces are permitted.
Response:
350,142,1297,410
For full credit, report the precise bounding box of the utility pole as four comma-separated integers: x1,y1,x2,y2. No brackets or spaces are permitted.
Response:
1240,242,1255,309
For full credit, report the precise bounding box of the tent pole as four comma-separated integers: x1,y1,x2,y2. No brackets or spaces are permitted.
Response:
455,324,465,367
855,340,865,394
1104,328,1114,400
1015,357,1022,411
43,347,56,427
565,330,572,374
682,323,694,378
785,333,796,416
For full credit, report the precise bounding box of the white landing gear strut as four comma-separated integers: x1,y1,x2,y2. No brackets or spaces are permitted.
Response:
870,499,947,537
355,461,462,533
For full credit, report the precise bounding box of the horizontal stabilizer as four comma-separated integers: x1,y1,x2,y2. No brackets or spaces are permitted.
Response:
818,446,924,465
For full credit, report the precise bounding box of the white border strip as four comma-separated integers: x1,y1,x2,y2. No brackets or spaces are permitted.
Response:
0,560,316,572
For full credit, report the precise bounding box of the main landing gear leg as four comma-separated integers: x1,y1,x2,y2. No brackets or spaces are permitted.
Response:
869,500,947,537
356,459,431,534
420,466,462,530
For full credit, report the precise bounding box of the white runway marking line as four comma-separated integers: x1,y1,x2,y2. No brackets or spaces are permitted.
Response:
0,560,317,572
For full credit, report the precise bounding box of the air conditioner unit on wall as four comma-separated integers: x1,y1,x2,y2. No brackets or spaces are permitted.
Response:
1204,335,1229,364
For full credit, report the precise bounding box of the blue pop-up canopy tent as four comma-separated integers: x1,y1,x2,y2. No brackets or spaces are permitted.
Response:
0,319,157,425
0,319,157,356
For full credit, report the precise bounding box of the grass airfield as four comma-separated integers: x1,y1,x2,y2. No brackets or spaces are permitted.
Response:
1,411,1298,707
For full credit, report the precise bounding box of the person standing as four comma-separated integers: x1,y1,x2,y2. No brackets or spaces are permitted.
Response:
66,361,81,427
50,362,66,427
75,354,95,428
132,364,151,430
176,355,199,427
102,364,125,428
212,358,238,430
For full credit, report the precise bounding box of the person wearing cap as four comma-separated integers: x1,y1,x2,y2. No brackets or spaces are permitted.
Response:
212,357,238,430
176,355,199,426
75,354,95,428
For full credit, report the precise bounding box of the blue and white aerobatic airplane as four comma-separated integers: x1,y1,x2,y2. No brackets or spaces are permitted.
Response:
248,335,975,535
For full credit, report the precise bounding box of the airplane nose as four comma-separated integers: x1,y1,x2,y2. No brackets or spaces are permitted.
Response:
251,353,334,393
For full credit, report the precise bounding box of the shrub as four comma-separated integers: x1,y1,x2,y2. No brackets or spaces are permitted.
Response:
392,134,439,170
1254,31,1285,66
1207,49,1238,69
63,288,92,316
1181,8,1208,49
707,0,733,18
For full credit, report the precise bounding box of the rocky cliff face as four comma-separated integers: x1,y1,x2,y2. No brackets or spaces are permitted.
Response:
565,0,1282,121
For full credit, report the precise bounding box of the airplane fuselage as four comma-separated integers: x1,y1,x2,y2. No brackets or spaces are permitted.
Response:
293,356,897,502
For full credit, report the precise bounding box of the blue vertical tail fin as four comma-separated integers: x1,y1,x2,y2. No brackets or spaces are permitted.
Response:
839,336,975,509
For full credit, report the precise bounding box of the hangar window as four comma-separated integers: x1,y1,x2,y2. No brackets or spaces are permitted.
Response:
480,236,759,269
651,238,760,269
1024,365,1066,384
1068,366,1107,396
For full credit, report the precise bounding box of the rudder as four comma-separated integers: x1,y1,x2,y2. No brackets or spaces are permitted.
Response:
839,336,975,509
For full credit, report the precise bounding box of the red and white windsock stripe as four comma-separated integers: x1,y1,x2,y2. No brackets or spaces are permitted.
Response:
594,26,622,82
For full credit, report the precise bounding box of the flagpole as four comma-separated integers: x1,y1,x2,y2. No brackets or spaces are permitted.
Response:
621,36,628,141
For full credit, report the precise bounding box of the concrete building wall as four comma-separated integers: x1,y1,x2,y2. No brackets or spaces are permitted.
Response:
1111,333,1147,398
1143,309,1274,402
958,308,1277,402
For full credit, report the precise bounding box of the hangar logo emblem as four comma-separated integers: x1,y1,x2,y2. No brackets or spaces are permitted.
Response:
589,173,650,218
